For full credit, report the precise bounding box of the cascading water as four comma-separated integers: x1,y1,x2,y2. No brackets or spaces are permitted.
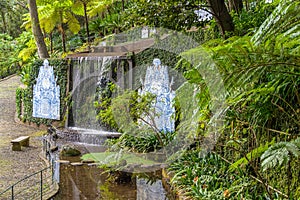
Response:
70,56,116,130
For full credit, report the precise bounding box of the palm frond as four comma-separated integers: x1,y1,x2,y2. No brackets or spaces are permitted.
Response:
252,0,300,47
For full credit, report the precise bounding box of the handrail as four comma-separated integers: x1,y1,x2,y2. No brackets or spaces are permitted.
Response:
0,138,57,200
0,164,54,199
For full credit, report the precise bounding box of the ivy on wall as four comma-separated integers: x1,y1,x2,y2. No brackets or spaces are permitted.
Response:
16,59,69,126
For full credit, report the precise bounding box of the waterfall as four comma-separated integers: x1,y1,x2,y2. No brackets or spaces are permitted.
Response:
70,56,115,130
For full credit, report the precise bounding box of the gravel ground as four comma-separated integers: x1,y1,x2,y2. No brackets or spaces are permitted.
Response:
0,75,46,192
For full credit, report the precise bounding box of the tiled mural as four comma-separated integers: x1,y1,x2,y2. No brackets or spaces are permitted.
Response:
139,58,175,133
33,59,60,120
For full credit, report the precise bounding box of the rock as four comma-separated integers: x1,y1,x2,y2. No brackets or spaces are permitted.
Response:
50,145,58,152
160,163,168,169
140,164,154,170
71,162,83,166
56,160,70,164
118,159,127,167
111,170,132,183
87,163,101,166
60,144,81,157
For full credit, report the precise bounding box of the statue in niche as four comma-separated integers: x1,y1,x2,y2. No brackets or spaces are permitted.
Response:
33,59,60,120
139,58,175,133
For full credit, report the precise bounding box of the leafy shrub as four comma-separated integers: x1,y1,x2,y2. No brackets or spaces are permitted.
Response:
169,151,267,199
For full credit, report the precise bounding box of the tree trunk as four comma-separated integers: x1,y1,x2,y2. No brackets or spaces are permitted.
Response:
60,24,66,53
49,32,53,54
83,3,90,45
206,0,235,37
28,0,49,58
59,12,66,53
1,11,7,33
229,0,243,14
122,0,125,11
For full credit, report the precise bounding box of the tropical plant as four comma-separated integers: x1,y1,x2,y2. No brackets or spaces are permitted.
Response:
0,0,28,37
0,32,36,79
33,0,81,53
28,0,49,58
124,0,204,31
261,137,300,197
169,0,300,198
168,151,267,199
261,138,300,171
94,77,117,130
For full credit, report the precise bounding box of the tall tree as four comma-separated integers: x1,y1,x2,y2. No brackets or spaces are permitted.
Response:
28,0,49,58
73,0,91,44
0,0,28,37
206,0,234,37
37,0,80,53
228,0,243,14
72,0,114,44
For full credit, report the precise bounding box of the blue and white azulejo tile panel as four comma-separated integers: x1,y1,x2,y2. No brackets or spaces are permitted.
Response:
32,59,60,120
139,58,175,133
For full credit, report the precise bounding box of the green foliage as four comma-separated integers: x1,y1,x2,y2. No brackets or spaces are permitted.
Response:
86,0,114,17
252,0,300,49
36,0,80,34
232,1,278,36
261,137,300,171
94,78,117,130
17,32,37,63
168,151,267,199
0,32,36,79
0,0,27,37
169,1,300,198
229,139,275,172
16,59,68,125
100,88,176,153
106,131,175,153
124,0,205,31
0,33,20,78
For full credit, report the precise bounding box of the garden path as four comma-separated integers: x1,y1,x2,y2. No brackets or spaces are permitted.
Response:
0,75,46,192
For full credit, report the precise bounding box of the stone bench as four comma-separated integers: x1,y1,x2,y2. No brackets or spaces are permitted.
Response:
11,136,30,151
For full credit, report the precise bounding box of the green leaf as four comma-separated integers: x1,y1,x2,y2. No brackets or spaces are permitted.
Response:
229,139,275,172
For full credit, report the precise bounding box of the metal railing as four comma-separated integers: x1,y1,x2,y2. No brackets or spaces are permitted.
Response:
0,163,55,200
0,137,59,200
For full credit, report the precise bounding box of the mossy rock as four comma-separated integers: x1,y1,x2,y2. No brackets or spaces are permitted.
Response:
60,145,81,157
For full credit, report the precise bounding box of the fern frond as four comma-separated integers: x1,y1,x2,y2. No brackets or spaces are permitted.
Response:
292,137,300,148
65,12,80,34
87,0,113,17
261,139,300,171
71,1,84,16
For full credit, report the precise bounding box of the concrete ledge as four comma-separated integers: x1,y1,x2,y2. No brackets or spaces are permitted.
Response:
0,74,17,83
39,153,60,199
44,182,59,200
